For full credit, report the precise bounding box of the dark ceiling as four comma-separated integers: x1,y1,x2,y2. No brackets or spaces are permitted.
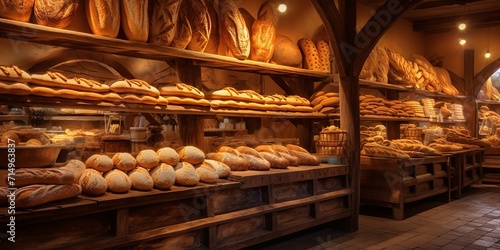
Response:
358,0,500,33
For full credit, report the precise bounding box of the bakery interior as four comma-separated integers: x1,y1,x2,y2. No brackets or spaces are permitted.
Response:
0,0,500,249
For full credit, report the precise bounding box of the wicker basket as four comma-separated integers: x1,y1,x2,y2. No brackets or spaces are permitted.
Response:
403,128,423,141
315,130,347,157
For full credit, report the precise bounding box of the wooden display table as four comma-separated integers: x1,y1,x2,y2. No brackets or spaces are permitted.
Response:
0,164,351,249
480,147,500,185
448,149,483,198
360,156,450,220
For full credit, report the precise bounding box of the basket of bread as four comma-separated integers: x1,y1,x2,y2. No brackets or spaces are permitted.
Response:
315,126,347,157
402,124,423,141
0,128,64,168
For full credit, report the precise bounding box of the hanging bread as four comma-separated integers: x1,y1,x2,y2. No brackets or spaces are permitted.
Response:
218,0,250,60
149,0,182,46
186,0,211,52
121,0,149,42
298,38,321,71
249,1,277,62
0,0,34,22
86,0,120,37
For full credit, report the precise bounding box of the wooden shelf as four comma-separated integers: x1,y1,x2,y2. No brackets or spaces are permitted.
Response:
413,89,468,99
360,114,429,122
0,114,28,122
359,79,414,91
49,115,104,121
0,18,331,80
477,100,500,105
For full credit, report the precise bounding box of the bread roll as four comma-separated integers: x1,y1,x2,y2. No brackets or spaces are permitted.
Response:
207,152,249,171
149,0,182,45
196,164,219,183
250,1,277,62
121,0,148,42
174,162,200,186
34,0,79,28
85,154,114,173
298,38,321,71
218,0,250,59
271,35,302,67
204,0,219,54
16,184,81,208
177,146,205,165
157,147,180,165
170,4,192,49
112,153,136,172
104,169,132,193
10,168,75,187
186,0,211,52
136,149,160,169
63,159,86,183
150,163,176,190
128,167,154,191
201,159,231,178
0,0,34,22
79,169,107,196
86,0,120,37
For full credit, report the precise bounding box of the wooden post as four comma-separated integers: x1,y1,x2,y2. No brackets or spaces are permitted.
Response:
463,49,477,136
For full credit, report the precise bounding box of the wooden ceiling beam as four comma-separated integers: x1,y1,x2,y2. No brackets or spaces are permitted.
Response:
412,10,500,33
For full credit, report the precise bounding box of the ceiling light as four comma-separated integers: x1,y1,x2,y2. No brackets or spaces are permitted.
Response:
485,50,491,59
458,22,466,30
278,4,287,13
459,39,466,45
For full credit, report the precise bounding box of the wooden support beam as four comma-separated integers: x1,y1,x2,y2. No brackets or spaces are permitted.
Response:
464,49,477,137
269,76,293,95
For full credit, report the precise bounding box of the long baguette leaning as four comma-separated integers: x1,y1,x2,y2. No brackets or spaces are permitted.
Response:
218,0,250,60
86,0,120,37
121,0,149,42
10,168,75,187
16,184,81,208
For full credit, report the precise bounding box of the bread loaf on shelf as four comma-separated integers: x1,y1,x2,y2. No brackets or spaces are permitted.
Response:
16,184,81,208
136,149,160,169
298,38,321,71
218,0,251,60
258,151,289,169
109,79,160,97
86,0,120,37
149,0,182,46
286,144,320,166
195,164,219,183
86,154,114,172
0,0,34,22
157,147,180,166
112,153,137,172
207,152,249,171
150,163,176,190
0,65,31,82
270,35,302,67
250,1,277,62
104,169,132,193
11,168,75,187
316,40,331,72
34,0,79,28
121,0,149,42
174,162,200,186
30,72,110,93
62,159,86,183
362,142,410,159
170,3,192,49
374,46,389,83
204,0,220,54
79,169,107,196
186,0,211,52
271,144,300,166
202,159,231,178
128,167,154,191
236,146,271,171
177,146,205,165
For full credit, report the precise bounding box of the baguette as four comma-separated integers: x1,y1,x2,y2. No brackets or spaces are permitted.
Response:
158,83,205,99
271,144,300,166
10,168,75,187
109,79,160,97
391,141,442,155
30,72,110,93
86,0,120,37
121,0,149,42
16,184,81,208
218,0,250,60
362,142,410,159
258,151,289,169
237,146,271,171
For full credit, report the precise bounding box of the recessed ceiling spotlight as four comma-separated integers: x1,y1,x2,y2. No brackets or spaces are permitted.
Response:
458,22,466,30
485,50,491,59
459,39,467,45
278,4,287,13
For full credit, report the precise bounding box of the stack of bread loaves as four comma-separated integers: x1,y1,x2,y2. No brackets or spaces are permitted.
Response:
157,83,211,107
298,38,331,72
359,95,414,117
309,91,340,114
0,65,32,96
359,45,390,83
0,160,85,208
386,48,419,88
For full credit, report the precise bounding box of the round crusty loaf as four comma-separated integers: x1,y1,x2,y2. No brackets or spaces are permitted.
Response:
149,0,182,46
174,162,200,187
112,153,137,172
85,154,114,173
0,0,34,22
128,167,154,191
86,0,120,37
79,169,107,196
1,131,20,145
34,0,79,28
150,163,176,190
157,147,180,166
177,146,205,165
195,164,219,183
104,169,131,193
121,0,148,42
271,35,302,67
136,149,160,169
201,159,231,178
63,159,86,183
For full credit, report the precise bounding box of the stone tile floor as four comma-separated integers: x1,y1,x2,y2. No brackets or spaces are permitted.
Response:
247,187,500,250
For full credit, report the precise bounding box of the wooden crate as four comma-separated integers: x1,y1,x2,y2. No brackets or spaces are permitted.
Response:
360,156,450,220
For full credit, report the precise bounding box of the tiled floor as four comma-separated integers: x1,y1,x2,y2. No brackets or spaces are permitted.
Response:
247,187,500,250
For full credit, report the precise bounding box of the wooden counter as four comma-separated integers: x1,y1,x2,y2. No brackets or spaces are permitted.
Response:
0,164,351,249
447,149,483,198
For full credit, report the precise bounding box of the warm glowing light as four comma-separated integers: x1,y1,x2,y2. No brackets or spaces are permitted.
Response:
458,23,466,30
278,4,287,13
485,50,491,58
459,39,466,45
